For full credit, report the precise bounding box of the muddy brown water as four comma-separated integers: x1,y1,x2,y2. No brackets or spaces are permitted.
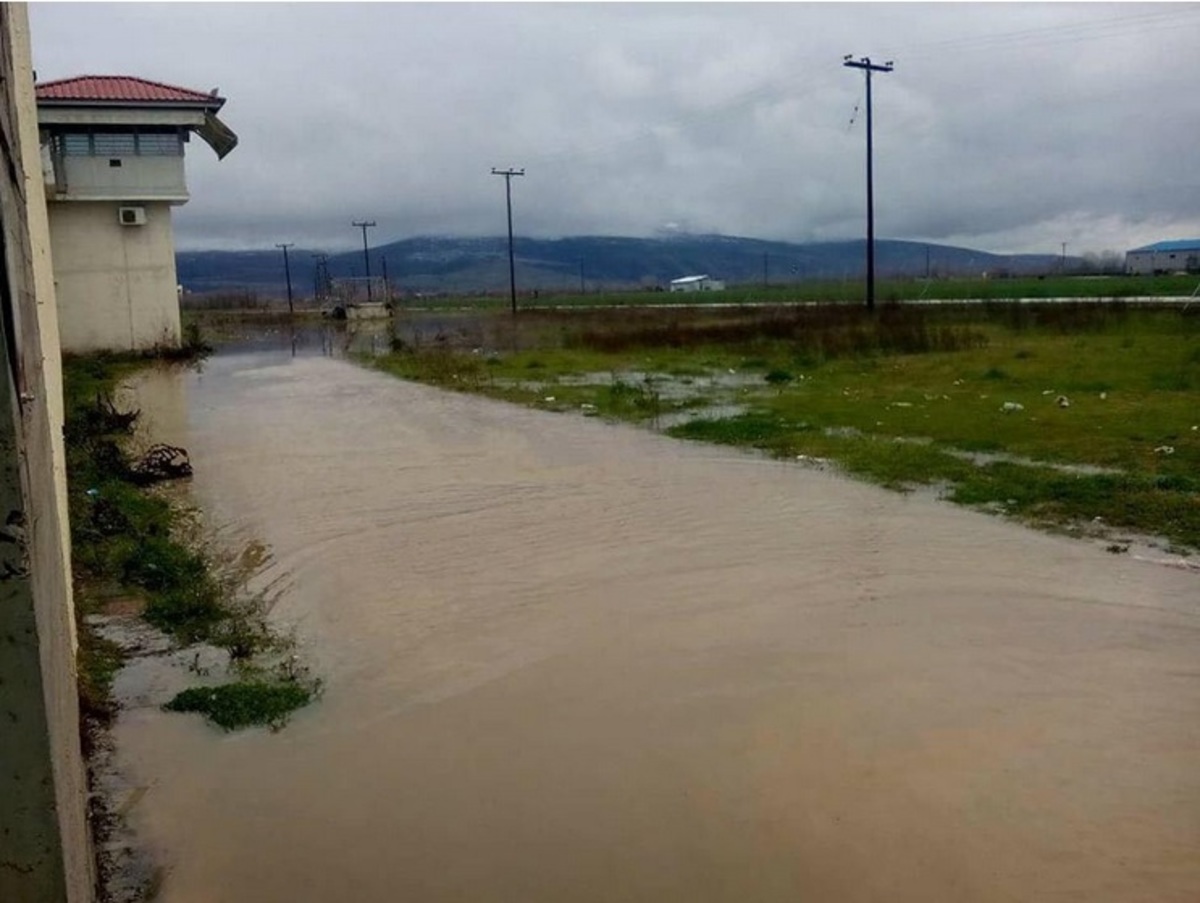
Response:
111,328,1199,902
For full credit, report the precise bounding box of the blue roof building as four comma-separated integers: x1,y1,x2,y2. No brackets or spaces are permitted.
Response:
1125,240,1200,274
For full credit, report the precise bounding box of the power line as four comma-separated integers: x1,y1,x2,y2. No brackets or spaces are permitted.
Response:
371,6,1200,244
507,7,1200,178
520,6,1200,177
879,6,1200,60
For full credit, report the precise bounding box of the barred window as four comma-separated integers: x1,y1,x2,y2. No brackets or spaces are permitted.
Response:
92,133,137,156
52,130,184,157
60,133,91,156
136,132,183,155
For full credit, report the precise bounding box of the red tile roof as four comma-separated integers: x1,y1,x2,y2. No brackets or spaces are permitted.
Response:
35,75,225,108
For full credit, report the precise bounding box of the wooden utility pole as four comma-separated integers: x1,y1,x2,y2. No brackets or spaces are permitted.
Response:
491,167,524,314
352,220,376,301
275,243,294,313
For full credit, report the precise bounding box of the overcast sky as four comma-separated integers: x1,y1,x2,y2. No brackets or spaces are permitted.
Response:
27,2,1200,255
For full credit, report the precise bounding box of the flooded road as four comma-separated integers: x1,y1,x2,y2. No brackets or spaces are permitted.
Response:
115,332,1199,902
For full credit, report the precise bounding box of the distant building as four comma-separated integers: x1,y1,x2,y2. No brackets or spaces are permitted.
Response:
1124,240,1200,276
669,274,725,293
36,75,237,352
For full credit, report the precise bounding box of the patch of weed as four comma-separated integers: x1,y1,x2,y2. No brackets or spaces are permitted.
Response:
951,464,1200,548
77,628,124,729
164,680,313,731
597,377,661,421
669,412,802,449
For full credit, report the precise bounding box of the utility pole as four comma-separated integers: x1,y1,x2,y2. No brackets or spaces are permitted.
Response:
381,254,390,303
275,243,295,314
843,55,894,312
352,220,376,301
491,167,524,314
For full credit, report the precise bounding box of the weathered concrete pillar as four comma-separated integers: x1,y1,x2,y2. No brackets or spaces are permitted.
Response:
0,4,95,900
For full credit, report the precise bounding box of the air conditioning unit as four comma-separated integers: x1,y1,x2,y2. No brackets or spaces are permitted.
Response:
118,206,146,226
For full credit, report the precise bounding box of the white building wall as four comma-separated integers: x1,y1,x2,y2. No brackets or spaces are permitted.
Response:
1125,252,1153,275
47,200,181,352
670,276,725,293
50,155,188,202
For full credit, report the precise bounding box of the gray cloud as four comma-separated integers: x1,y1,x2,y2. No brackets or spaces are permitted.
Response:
28,3,1200,255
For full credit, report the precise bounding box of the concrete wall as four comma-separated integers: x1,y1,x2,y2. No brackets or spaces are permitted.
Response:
48,199,181,352
48,154,188,202
0,5,95,901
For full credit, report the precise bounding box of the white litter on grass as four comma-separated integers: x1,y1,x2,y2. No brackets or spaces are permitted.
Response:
1154,445,1175,455
1001,402,1024,413
544,396,556,402
1100,392,1108,400
1056,395,1071,408
890,401,913,408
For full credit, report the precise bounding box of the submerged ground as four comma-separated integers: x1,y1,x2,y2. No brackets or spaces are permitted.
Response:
368,302,1200,552
91,322,1200,902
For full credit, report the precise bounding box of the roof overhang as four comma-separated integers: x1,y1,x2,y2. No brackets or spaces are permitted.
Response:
37,103,238,159
38,106,208,127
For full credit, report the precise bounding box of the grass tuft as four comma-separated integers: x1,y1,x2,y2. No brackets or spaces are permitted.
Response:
164,681,313,731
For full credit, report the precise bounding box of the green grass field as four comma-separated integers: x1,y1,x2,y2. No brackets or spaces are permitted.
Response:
404,273,1198,311
366,302,1200,551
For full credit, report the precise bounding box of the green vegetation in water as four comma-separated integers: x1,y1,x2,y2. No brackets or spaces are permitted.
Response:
64,349,316,732
164,680,314,731
366,302,1199,551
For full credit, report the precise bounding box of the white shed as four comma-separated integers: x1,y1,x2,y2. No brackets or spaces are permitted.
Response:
669,274,725,293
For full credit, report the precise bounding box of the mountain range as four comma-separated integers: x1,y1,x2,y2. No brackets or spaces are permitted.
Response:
175,234,1073,298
